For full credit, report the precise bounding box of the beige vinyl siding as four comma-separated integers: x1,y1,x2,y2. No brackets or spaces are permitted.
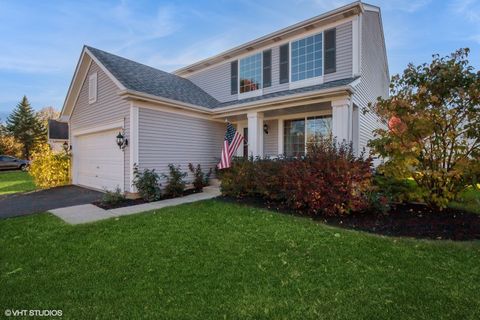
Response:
185,20,353,103
263,119,278,157
70,61,130,190
186,62,236,103
138,107,224,184
324,21,353,82
352,11,389,161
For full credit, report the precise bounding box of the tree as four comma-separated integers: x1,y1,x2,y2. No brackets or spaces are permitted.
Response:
36,106,60,127
0,135,24,158
368,48,480,209
6,96,46,158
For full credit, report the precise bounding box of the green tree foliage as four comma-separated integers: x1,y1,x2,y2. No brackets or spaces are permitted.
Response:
6,96,46,158
368,48,480,209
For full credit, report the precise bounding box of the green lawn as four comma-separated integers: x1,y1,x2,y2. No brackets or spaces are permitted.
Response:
0,170,36,195
450,187,480,214
1,200,479,319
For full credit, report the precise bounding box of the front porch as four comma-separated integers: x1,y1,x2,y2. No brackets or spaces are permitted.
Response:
214,97,359,158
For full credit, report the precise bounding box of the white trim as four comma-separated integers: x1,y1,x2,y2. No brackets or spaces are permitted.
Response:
289,76,324,89
238,89,263,99
213,86,352,115
237,52,263,99
289,31,324,87
119,89,213,114
84,47,126,91
129,104,139,193
277,119,284,155
60,51,88,118
174,3,360,76
72,120,124,137
88,72,97,104
132,100,223,122
235,120,248,157
352,15,360,76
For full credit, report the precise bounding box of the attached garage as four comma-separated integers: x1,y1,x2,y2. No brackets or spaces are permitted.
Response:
73,128,124,192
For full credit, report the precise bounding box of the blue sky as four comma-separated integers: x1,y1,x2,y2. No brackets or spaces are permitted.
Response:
0,0,479,118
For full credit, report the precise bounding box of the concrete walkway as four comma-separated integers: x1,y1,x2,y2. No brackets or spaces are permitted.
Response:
49,186,221,225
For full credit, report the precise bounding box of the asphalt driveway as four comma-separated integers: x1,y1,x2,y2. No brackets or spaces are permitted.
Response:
0,185,103,219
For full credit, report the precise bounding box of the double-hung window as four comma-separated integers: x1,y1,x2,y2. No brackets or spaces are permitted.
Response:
239,53,262,93
291,33,323,82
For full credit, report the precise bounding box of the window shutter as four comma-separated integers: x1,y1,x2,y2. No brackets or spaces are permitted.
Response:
279,44,289,84
230,60,238,95
324,28,336,74
263,49,272,88
88,73,97,104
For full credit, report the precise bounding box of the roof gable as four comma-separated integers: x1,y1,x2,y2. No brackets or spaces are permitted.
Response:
85,46,219,109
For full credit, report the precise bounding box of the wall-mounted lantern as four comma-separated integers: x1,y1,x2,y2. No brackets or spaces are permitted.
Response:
263,123,269,134
116,130,128,150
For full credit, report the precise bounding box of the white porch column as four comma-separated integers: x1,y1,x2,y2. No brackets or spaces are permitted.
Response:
247,112,264,157
331,98,352,144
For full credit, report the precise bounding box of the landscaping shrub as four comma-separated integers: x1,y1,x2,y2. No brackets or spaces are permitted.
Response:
218,157,256,198
188,163,212,191
101,187,126,206
282,139,373,216
132,165,161,202
163,164,187,198
29,143,70,189
218,138,374,216
367,48,480,209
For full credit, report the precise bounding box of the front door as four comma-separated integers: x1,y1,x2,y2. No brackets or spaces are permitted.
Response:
243,127,248,158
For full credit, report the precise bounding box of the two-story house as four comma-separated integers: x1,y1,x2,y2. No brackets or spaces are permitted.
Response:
59,1,389,194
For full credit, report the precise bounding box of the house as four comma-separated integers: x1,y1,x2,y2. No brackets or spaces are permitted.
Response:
59,1,389,195
47,119,69,152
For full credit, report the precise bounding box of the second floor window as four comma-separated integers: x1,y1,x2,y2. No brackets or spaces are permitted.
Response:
291,33,323,82
239,53,262,93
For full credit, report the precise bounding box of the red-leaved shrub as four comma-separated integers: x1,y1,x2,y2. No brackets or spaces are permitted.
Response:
218,138,374,216
282,139,373,215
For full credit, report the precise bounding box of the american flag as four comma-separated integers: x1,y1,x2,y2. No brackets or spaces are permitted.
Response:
218,122,244,169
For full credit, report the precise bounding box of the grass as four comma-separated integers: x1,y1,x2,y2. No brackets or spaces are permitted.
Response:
450,187,480,214
1,200,479,319
0,170,35,195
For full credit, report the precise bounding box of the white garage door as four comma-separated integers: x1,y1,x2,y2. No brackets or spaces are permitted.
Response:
75,129,124,191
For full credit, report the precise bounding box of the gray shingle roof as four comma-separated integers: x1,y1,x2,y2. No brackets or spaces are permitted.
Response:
85,46,357,110
218,77,358,108
86,46,219,109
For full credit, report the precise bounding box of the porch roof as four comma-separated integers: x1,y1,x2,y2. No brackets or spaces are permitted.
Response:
217,77,358,108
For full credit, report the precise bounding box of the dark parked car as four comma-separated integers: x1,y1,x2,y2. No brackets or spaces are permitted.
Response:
0,155,29,171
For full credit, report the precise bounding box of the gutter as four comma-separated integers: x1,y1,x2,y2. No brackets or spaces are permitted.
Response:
118,85,355,116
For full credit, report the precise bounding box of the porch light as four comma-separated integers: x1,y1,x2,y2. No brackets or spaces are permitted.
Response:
62,141,69,151
263,123,269,134
116,131,128,150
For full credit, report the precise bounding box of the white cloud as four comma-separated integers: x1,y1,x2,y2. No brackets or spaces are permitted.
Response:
452,0,480,23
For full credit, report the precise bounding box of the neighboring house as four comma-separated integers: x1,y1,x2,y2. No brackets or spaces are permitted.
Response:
47,119,69,152
59,1,389,194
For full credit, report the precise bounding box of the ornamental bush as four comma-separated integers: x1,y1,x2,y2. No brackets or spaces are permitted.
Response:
29,143,70,189
162,164,187,198
188,163,212,191
132,166,161,202
282,139,373,216
367,48,480,209
218,138,375,216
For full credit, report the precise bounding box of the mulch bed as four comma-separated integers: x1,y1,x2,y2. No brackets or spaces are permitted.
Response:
93,188,201,210
219,197,480,241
